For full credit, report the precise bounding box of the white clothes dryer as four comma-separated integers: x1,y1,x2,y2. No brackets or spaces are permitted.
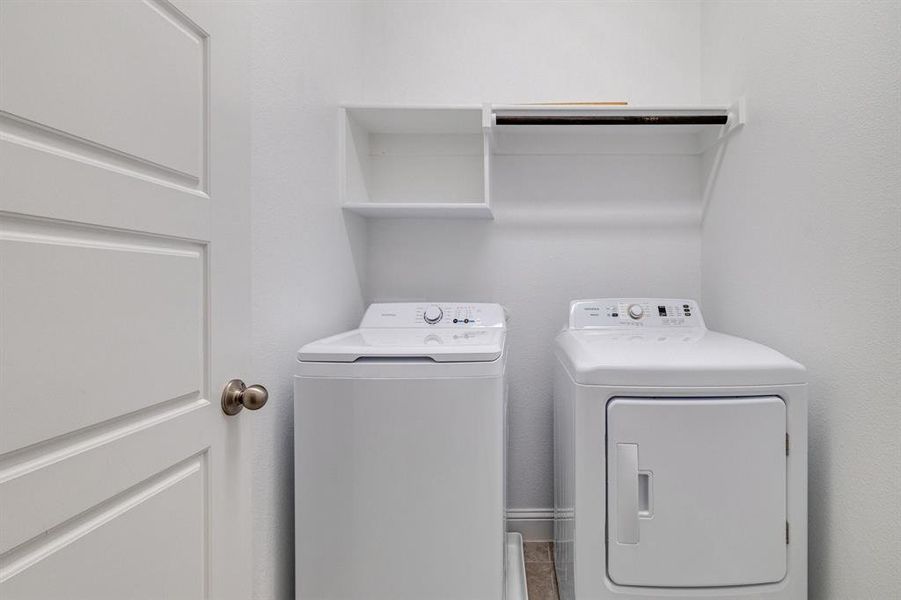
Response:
295,302,517,600
554,299,807,600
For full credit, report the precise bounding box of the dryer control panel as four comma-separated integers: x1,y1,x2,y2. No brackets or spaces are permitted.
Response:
360,302,507,328
569,298,705,329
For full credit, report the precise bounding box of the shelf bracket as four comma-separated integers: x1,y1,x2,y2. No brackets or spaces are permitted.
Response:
700,97,747,223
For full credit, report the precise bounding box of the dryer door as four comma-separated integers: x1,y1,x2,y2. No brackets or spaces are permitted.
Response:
606,397,786,588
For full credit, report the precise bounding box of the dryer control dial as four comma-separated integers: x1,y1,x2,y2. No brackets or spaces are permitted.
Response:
628,304,644,320
423,305,444,324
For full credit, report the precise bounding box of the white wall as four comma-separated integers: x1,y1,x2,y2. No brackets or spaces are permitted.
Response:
250,3,366,599
251,2,900,597
700,2,901,598
359,0,704,523
359,0,701,106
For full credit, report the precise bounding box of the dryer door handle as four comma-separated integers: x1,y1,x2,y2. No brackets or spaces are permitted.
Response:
615,443,640,544
638,471,653,518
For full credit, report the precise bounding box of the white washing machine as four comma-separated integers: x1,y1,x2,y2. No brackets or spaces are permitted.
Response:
554,299,807,600
295,302,519,600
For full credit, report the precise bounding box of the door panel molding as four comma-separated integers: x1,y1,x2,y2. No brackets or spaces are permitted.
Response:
0,110,201,190
1,220,207,452
0,0,208,181
0,393,206,486
0,453,208,594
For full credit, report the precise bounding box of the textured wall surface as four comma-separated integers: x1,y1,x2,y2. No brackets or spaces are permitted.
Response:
359,0,703,516
250,4,366,598
250,2,900,598
700,2,901,598
358,0,702,106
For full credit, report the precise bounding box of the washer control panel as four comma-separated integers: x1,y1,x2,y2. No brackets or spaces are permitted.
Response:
360,303,506,328
569,298,704,329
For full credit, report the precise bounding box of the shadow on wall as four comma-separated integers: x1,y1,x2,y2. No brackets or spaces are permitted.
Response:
807,395,834,591
343,211,370,298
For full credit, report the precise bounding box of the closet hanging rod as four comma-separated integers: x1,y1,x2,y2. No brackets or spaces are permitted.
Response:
494,115,728,126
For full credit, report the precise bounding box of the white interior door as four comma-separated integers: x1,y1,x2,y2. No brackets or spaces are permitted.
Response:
0,1,253,598
606,397,787,588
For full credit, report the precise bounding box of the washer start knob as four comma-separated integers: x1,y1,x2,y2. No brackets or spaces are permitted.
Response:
628,304,644,320
423,305,443,324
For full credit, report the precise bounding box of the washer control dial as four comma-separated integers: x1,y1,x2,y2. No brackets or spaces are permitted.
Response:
423,305,443,324
628,304,644,320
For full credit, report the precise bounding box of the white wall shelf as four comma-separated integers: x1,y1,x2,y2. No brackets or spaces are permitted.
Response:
342,202,493,219
491,104,731,125
338,102,744,221
488,103,743,156
339,104,492,219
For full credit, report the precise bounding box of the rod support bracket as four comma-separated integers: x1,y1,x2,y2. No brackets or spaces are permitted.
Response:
727,96,747,131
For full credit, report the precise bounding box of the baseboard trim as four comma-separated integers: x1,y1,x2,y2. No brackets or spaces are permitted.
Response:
506,508,554,541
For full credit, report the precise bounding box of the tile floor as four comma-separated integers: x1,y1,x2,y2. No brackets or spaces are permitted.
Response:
523,542,559,600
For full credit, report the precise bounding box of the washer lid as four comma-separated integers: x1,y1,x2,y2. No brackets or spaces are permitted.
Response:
298,328,505,363
298,302,507,363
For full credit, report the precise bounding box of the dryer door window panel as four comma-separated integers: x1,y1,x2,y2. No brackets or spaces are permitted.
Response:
606,396,787,588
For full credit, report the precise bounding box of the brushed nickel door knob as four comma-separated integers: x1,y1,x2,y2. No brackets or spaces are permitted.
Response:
221,379,268,416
